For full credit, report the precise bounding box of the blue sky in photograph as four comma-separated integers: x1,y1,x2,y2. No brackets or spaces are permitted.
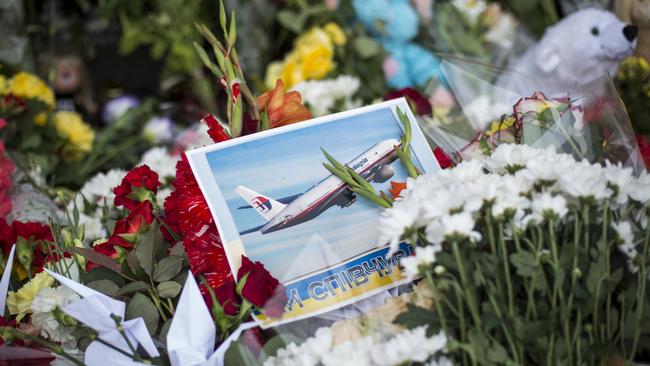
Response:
205,107,425,281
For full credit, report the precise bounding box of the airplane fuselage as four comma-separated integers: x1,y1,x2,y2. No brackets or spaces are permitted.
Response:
260,139,401,234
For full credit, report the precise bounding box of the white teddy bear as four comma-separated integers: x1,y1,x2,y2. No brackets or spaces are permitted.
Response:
498,8,637,96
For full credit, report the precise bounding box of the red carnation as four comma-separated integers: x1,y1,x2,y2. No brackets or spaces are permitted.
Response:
385,88,432,116
237,256,287,318
87,201,154,271
113,165,160,211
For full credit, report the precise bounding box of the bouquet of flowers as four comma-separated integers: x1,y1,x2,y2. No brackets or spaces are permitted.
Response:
421,60,646,172
376,143,650,364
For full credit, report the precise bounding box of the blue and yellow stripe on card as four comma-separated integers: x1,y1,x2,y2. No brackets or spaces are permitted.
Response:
255,243,415,327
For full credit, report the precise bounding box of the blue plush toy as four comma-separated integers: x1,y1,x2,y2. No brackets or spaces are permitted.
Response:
352,0,443,89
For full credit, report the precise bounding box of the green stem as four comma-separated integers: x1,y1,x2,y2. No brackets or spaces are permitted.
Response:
498,223,515,318
0,327,84,366
629,216,650,359
452,241,482,328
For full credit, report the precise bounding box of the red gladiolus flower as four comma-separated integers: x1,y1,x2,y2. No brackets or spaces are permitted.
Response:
113,165,160,211
201,114,231,143
384,88,432,116
237,256,287,318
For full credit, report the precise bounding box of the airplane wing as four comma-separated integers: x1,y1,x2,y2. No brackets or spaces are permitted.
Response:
239,224,265,235
236,193,302,209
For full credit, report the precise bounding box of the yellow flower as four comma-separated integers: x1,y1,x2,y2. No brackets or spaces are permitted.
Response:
324,22,347,46
54,111,95,161
264,25,337,89
7,272,54,321
485,116,516,137
34,112,48,126
0,75,6,95
7,72,55,108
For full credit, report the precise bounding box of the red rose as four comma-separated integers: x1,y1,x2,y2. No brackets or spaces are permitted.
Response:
161,189,181,242
237,256,287,318
214,281,241,316
113,165,160,211
384,88,432,116
637,134,650,170
433,147,453,169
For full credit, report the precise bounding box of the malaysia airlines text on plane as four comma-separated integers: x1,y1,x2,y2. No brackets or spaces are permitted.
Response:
236,139,401,235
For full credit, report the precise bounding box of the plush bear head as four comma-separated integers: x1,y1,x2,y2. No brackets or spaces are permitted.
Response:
501,8,637,95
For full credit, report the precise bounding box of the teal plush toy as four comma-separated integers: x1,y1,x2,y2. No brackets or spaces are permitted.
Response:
352,0,444,89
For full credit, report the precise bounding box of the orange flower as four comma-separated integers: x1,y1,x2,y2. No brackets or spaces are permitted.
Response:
388,181,407,199
257,79,312,128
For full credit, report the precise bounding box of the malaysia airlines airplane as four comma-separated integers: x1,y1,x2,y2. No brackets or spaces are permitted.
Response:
236,139,401,235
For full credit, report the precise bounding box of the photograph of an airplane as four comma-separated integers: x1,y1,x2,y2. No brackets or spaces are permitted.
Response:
236,138,401,235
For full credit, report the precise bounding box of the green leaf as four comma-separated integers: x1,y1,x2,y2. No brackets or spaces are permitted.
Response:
353,37,381,59
82,267,125,287
72,247,122,274
394,304,440,336
136,223,163,276
157,281,182,299
487,341,509,363
118,281,150,296
224,339,258,366
153,256,184,282
510,251,536,277
87,280,119,297
126,293,160,335
159,319,173,346
276,10,302,33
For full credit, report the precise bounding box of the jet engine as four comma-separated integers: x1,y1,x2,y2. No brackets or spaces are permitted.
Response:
371,165,395,183
335,189,357,208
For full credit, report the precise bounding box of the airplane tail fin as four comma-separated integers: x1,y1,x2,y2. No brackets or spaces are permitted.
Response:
235,186,287,222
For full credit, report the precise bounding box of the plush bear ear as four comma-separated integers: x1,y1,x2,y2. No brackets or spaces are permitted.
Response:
536,45,561,73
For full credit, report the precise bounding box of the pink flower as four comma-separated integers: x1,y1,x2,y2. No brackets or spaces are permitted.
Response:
429,86,456,111
382,58,400,80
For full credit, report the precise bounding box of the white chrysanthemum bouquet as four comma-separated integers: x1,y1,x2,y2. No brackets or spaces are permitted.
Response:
379,143,650,364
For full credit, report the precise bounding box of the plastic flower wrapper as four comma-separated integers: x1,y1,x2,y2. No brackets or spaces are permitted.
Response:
419,59,645,172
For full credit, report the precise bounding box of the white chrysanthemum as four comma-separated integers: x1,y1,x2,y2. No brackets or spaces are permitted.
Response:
266,326,446,366
603,161,634,206
530,192,568,220
139,147,179,181
452,0,488,23
614,221,638,273
483,143,541,174
485,13,517,49
630,171,650,204
427,212,481,244
292,75,361,117
156,187,172,208
379,201,419,253
370,327,447,365
558,161,611,200
76,169,127,209
400,245,441,279
143,116,175,143
79,213,106,240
